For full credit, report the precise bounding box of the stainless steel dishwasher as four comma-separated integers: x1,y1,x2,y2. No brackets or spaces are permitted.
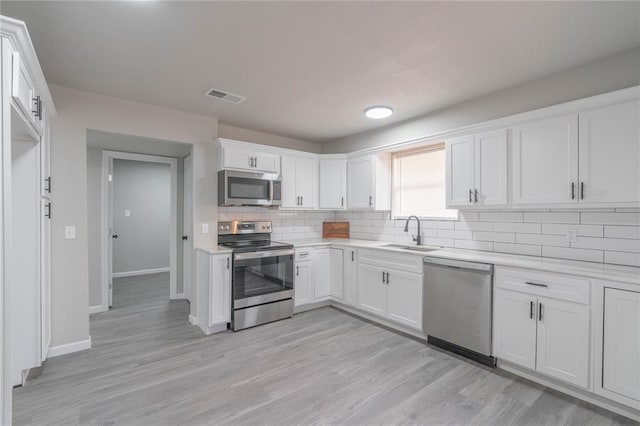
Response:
423,257,496,367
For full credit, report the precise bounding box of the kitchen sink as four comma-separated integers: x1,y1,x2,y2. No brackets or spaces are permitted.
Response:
381,244,439,253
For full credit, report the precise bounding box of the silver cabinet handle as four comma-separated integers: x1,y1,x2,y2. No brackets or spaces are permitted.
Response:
530,301,534,319
469,189,472,203
351,251,355,262
369,195,372,207
296,265,299,276
45,202,52,219
385,272,389,284
538,302,543,321
525,281,548,288
254,157,258,169
474,189,478,203
580,182,585,200
341,197,344,207
382,271,385,283
300,196,303,206
45,176,52,193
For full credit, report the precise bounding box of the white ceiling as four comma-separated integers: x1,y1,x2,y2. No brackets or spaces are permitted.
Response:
4,1,639,142
87,129,192,157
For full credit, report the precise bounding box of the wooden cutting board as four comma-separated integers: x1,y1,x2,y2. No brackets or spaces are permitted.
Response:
323,222,350,239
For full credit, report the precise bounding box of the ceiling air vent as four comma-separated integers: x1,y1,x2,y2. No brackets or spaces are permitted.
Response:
204,87,246,104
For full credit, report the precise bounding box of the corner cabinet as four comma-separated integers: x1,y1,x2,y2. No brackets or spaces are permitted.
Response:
195,250,231,334
446,129,508,208
216,138,280,173
347,153,391,210
281,155,318,209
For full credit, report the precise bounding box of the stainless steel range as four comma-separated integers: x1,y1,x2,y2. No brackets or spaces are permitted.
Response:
218,221,294,331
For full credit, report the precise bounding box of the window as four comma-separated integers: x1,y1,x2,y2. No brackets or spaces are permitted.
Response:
392,143,457,219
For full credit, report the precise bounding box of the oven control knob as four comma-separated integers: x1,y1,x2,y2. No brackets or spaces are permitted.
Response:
261,225,266,230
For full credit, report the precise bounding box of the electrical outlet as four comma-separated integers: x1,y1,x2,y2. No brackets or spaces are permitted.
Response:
566,230,578,243
64,226,76,239
201,223,209,234
124,209,130,217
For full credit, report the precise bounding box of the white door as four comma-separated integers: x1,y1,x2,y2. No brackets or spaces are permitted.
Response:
603,288,640,401
536,297,590,388
330,248,344,299
209,255,231,326
294,262,311,307
512,114,579,204
357,263,387,316
386,270,422,330
280,156,298,209
107,157,114,307
252,151,280,173
222,146,254,171
348,156,374,209
182,155,193,301
313,248,330,299
579,100,640,204
319,159,346,209
493,289,537,370
297,157,317,209
446,135,475,207
343,248,357,306
474,129,507,206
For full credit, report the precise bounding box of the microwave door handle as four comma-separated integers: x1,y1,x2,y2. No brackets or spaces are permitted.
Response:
270,179,274,203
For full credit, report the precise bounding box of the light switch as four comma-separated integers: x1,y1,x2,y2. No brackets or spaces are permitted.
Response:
64,226,76,239
201,223,209,234
124,209,130,217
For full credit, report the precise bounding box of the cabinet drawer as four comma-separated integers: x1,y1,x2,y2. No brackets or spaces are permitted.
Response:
359,248,422,274
295,248,313,262
495,267,590,304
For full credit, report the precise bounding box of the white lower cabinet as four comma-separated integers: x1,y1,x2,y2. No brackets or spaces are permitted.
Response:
294,247,331,307
195,250,231,334
342,247,357,306
357,251,422,330
494,286,590,389
330,247,344,300
313,248,330,299
294,261,312,307
602,288,640,402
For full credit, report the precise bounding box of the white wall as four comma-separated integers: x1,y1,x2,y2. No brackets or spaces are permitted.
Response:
112,159,171,275
323,48,640,154
49,84,217,349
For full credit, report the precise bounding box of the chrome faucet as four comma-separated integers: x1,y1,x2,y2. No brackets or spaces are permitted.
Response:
403,215,422,245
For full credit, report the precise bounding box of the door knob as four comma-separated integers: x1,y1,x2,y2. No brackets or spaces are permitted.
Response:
112,234,119,239
182,235,188,240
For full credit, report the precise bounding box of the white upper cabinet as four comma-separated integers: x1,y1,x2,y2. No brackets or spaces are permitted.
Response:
347,153,391,210
281,155,318,209
578,100,640,204
217,139,280,173
446,129,507,208
319,158,347,209
512,114,579,205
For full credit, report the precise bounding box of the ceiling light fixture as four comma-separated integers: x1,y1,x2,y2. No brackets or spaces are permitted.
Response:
364,105,393,119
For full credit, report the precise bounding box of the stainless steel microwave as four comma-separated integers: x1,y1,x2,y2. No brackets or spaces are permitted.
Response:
218,170,282,207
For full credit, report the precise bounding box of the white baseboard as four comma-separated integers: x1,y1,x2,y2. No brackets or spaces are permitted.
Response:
47,338,92,358
88,305,107,315
188,314,197,325
112,267,170,278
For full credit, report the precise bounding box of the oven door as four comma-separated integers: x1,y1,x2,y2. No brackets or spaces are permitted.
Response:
232,249,294,308
219,170,279,206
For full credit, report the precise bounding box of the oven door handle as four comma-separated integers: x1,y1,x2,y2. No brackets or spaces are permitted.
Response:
234,249,295,261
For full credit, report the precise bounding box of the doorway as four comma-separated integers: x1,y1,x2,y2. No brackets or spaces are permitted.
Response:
101,151,179,309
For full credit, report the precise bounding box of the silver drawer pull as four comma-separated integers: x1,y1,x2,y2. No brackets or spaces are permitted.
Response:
525,281,548,288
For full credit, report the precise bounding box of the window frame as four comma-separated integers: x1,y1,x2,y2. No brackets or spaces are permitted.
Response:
391,142,459,221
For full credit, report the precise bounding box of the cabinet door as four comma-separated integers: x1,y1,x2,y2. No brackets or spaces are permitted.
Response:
446,135,475,207
280,156,299,208
297,157,318,209
210,255,231,326
512,115,579,204
536,297,589,388
294,262,312,306
343,248,357,306
357,263,387,316
253,151,280,173
579,101,640,204
386,270,422,330
319,159,347,209
330,248,344,299
11,51,36,124
348,156,374,209
475,129,507,206
493,289,537,370
313,248,330,299
222,146,255,171
603,288,640,401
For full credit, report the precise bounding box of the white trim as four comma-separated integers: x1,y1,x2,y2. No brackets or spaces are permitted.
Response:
88,305,106,315
47,338,91,358
100,150,180,311
188,314,197,325
112,267,171,279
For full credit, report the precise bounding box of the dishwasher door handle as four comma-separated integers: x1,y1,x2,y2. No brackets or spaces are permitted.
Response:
423,257,493,274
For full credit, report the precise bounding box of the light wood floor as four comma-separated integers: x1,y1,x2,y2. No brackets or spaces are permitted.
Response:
13,273,637,425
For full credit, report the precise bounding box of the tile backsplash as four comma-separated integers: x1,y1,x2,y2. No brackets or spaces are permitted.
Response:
218,207,640,267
